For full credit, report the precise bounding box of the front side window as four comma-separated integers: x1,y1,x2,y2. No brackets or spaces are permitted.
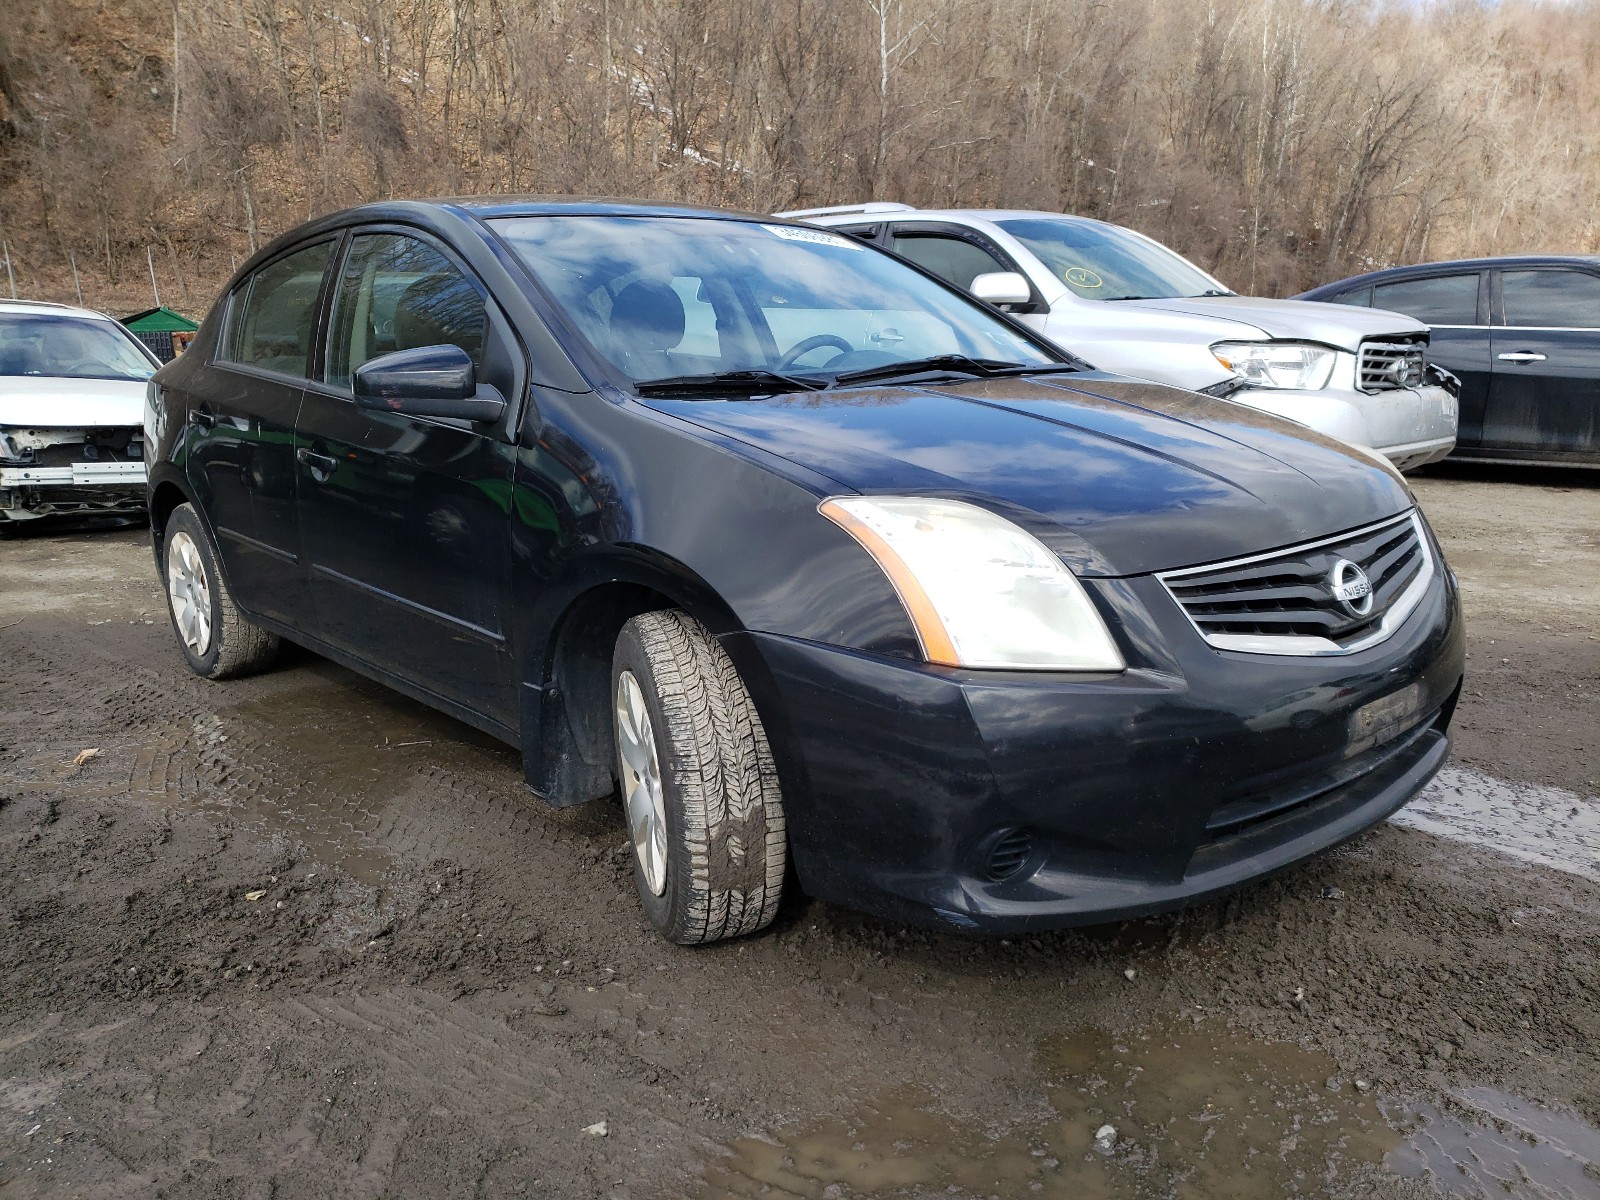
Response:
891,233,1010,291
996,218,1226,301
1327,287,1373,308
491,216,1053,384
1501,269,1600,329
226,241,334,377
1372,274,1479,326
0,315,157,381
327,233,488,390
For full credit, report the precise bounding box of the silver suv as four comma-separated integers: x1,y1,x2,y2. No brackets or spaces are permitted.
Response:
779,204,1458,471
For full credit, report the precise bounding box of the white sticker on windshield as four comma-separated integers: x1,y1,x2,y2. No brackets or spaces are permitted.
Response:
760,224,866,251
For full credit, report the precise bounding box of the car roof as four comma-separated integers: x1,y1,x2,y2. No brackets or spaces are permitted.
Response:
337,195,771,224
793,204,1118,230
0,299,121,322
1304,255,1600,294
226,196,799,295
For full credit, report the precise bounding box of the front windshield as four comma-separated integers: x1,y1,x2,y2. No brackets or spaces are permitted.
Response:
998,218,1229,302
0,314,158,381
491,216,1056,385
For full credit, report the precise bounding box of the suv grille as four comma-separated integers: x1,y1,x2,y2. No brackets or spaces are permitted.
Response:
1159,512,1433,656
1358,340,1426,391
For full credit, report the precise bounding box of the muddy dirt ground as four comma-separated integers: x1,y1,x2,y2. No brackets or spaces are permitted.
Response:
2,464,1597,1200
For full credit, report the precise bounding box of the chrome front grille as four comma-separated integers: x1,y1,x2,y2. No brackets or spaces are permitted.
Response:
1159,512,1434,656
1358,340,1426,391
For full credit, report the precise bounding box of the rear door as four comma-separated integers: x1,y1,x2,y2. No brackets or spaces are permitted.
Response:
191,238,336,621
1370,271,1489,448
1484,267,1600,459
295,228,522,727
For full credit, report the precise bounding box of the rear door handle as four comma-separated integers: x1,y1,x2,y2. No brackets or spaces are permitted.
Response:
1496,352,1547,363
296,446,340,475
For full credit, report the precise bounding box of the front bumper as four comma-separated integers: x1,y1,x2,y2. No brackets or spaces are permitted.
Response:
731,565,1464,933
1226,383,1457,468
0,460,148,521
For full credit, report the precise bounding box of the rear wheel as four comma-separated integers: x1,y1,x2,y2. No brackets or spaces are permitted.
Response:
162,503,281,679
612,611,787,944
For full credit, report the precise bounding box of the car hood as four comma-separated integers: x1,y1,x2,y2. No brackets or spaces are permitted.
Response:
1125,295,1429,351
647,373,1413,578
0,377,148,428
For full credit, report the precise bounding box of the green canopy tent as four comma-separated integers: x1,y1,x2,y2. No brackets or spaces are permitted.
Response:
123,306,199,362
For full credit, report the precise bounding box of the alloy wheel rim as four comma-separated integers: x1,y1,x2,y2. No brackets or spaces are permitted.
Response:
166,531,214,656
615,670,668,896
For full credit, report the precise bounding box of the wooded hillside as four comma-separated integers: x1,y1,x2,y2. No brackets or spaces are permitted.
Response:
1,0,1596,314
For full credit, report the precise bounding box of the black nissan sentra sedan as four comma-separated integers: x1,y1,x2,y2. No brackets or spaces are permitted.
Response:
145,199,1464,943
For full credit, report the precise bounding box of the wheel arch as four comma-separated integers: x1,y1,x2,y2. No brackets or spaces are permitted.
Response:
520,546,745,807
147,474,193,544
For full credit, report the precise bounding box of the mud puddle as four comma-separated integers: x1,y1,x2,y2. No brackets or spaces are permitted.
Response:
1388,1088,1600,1199
171,673,520,883
698,1023,1397,1198
697,1023,1600,1199
1393,766,1600,882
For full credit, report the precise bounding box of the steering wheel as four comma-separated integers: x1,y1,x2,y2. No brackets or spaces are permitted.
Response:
777,334,855,371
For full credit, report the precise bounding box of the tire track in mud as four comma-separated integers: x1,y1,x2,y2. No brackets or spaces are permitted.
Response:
2,614,615,891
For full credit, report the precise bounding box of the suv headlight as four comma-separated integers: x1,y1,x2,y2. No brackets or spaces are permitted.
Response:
1212,341,1335,390
819,496,1125,671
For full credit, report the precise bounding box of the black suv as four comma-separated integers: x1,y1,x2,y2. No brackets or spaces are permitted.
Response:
146,199,1464,943
1299,256,1600,466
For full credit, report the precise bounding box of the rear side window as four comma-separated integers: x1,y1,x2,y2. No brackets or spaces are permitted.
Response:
225,242,334,376
1501,269,1600,329
326,233,488,390
1372,274,1479,325
891,233,1010,291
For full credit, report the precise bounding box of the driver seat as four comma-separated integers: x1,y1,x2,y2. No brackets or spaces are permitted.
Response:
607,281,685,377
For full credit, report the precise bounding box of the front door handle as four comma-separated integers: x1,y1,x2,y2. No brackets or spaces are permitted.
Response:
296,446,340,476
1496,351,1548,363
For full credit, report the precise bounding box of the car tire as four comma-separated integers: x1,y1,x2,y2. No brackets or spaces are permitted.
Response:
161,503,281,680
612,610,787,944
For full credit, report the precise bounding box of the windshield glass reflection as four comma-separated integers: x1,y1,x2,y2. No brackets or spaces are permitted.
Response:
492,216,1054,385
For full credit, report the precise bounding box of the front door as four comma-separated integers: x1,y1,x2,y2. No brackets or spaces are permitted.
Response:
1484,267,1600,458
295,230,521,728
189,239,335,621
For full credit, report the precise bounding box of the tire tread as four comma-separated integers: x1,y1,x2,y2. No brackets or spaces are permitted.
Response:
622,610,786,943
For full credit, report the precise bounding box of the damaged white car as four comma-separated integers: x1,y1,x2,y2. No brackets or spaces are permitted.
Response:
1,300,157,529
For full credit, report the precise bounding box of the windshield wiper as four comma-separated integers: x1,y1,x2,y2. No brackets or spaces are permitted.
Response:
1192,289,1234,297
827,355,1081,388
634,369,827,398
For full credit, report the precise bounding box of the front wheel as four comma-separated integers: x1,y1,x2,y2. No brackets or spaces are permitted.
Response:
612,611,787,944
162,503,281,679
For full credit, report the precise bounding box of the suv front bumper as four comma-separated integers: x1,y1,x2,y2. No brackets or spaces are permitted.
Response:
1231,382,1457,471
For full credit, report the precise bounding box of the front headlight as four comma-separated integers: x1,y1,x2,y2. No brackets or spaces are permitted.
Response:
1211,341,1335,390
818,496,1125,671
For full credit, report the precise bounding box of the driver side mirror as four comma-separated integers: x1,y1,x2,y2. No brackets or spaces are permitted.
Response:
970,271,1032,308
353,344,506,423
